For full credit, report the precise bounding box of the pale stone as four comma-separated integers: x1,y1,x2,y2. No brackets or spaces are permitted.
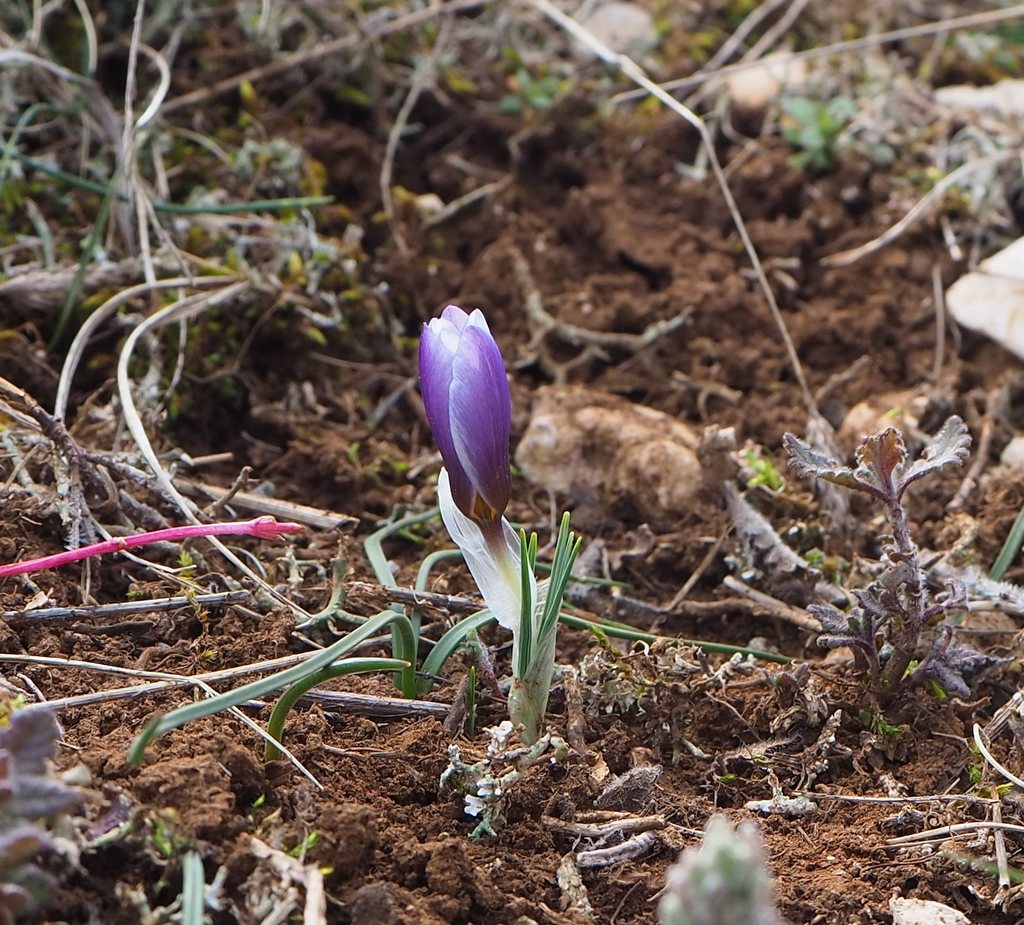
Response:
890,897,971,925
574,2,657,59
1000,434,1024,469
936,79,1024,117
837,389,925,451
515,385,700,528
946,237,1024,361
726,53,808,111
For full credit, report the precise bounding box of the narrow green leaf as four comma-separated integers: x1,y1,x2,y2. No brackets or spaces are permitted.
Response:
516,529,534,678
16,153,333,215
538,513,581,640
181,851,205,925
558,612,793,664
264,658,408,760
361,508,439,691
364,508,440,600
992,504,1024,581
128,610,415,763
420,609,494,686
412,548,464,636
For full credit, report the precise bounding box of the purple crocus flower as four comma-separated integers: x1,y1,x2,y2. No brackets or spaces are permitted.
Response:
420,305,529,632
419,305,512,527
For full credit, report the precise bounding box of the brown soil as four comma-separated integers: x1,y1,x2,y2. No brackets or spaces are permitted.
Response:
3,4,1024,924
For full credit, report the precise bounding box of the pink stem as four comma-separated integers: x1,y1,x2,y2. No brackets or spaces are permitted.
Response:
0,516,303,579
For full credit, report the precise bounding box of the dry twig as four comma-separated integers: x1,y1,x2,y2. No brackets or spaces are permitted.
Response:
822,153,1020,267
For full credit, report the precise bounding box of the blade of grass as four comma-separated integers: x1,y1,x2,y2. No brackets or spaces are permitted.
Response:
55,275,239,421
128,610,416,763
181,851,205,925
362,508,444,690
559,612,792,663
420,608,494,687
539,513,582,639
265,658,409,760
364,508,441,596
991,505,1024,581
14,153,333,214
412,547,464,634
516,530,536,679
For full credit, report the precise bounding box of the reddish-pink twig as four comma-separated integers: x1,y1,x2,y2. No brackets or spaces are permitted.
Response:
0,517,304,579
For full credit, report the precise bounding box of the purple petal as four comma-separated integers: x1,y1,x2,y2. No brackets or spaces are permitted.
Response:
448,324,512,517
419,323,474,508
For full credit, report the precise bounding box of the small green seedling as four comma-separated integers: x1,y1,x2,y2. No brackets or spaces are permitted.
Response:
780,96,857,170
499,68,567,114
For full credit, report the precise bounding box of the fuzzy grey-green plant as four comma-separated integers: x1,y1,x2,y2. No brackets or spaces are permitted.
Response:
785,417,984,698
0,708,79,923
659,816,785,925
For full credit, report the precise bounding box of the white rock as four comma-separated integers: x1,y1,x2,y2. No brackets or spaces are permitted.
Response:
890,897,971,925
726,53,808,111
515,386,700,528
1001,434,1024,469
936,79,1024,117
574,2,657,59
946,237,1024,360
837,389,925,451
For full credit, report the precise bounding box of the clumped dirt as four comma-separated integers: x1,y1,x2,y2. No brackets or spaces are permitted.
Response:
4,4,1024,924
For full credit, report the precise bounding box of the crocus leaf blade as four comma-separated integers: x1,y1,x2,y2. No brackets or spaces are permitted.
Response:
516,530,534,679
539,513,580,639
420,608,496,686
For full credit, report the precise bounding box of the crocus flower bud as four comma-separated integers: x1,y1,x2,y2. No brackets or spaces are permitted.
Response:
419,305,512,525
420,306,530,633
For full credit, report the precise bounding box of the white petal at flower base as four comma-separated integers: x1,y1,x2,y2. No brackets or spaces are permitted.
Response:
437,468,532,633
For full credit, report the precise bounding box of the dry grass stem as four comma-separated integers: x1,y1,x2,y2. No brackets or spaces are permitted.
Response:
161,0,486,114
613,5,1024,104
887,821,1024,846
381,15,452,256
55,275,237,420
822,152,1021,267
176,477,358,530
1,590,250,622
